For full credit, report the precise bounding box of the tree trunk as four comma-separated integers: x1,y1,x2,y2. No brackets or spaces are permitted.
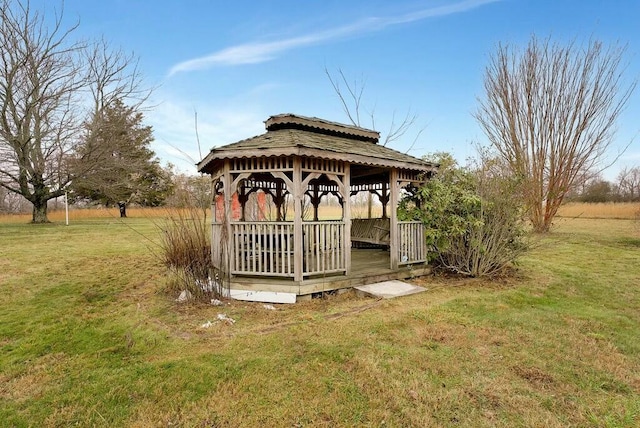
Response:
31,198,49,223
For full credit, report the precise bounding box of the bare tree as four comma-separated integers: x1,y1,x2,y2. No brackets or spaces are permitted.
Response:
475,36,636,232
0,0,150,223
325,68,424,148
617,166,640,201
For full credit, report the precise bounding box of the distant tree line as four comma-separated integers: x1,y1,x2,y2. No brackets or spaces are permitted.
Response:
566,166,640,203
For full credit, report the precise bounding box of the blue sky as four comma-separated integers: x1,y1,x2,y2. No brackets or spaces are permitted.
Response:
50,0,640,179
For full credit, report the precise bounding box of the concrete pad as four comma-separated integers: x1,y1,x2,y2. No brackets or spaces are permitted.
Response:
355,280,426,299
228,289,297,304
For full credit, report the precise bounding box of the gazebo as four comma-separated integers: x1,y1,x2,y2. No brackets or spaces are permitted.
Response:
197,114,437,302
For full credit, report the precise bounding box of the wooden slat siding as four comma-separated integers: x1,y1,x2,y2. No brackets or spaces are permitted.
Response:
230,222,295,277
302,221,346,275
231,156,294,173
301,157,344,174
397,221,427,264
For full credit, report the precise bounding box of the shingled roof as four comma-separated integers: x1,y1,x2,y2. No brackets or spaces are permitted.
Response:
197,114,434,174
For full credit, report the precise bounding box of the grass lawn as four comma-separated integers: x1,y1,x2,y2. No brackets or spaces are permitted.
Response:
0,215,639,427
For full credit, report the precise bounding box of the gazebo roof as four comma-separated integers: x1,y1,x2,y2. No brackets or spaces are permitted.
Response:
197,114,435,174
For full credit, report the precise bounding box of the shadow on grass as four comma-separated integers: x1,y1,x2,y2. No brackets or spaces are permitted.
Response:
617,237,640,248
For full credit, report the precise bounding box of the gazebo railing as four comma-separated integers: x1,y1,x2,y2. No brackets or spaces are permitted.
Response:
231,221,295,277
303,221,346,275
212,220,422,278
398,221,427,265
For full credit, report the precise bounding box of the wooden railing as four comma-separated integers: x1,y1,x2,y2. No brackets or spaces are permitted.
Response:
212,220,422,277
231,222,295,277
303,221,346,275
397,221,427,265
211,223,223,270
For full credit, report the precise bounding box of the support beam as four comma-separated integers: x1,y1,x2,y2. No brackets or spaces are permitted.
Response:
274,181,285,221
344,162,351,275
238,185,248,221
293,158,303,282
222,160,234,276
311,183,320,221
389,169,399,270
380,181,389,219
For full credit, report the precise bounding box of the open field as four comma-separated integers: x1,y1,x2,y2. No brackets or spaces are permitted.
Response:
557,202,640,220
1,214,639,426
1,201,637,224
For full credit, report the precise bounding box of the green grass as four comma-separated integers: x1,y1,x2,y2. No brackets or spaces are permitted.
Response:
0,217,639,427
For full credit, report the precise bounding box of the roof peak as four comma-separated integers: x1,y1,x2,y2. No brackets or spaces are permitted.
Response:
265,113,380,143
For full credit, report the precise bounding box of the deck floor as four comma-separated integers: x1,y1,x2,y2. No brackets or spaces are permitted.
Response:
229,248,430,296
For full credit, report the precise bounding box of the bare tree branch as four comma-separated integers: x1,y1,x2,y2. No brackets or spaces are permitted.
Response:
325,67,426,147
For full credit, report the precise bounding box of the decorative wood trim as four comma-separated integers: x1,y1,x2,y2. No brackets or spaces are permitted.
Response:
301,157,345,173
271,171,294,190
230,172,252,195
230,156,294,173
300,172,322,192
201,147,434,174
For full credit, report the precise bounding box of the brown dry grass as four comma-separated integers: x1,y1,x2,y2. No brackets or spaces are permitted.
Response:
1,216,639,426
0,206,197,223
557,202,640,219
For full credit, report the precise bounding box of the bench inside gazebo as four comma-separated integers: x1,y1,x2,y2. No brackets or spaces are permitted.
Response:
197,114,437,302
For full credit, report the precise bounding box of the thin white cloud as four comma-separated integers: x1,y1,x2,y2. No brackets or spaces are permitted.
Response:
168,0,501,76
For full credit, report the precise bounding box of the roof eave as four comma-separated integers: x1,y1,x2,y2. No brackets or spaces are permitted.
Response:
197,146,436,174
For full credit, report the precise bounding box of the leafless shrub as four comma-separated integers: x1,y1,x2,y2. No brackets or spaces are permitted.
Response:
158,207,223,301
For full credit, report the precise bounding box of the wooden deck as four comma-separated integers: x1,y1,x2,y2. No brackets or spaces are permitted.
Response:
228,248,430,296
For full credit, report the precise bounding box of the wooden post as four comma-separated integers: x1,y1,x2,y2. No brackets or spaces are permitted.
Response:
380,181,389,219
344,162,351,275
312,184,320,221
389,169,399,270
275,181,284,221
238,185,248,221
222,160,234,275
293,158,303,282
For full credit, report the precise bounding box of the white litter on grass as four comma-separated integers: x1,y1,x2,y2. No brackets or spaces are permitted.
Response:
201,320,213,328
263,304,276,311
217,313,235,324
197,277,222,293
211,299,224,306
176,290,193,302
